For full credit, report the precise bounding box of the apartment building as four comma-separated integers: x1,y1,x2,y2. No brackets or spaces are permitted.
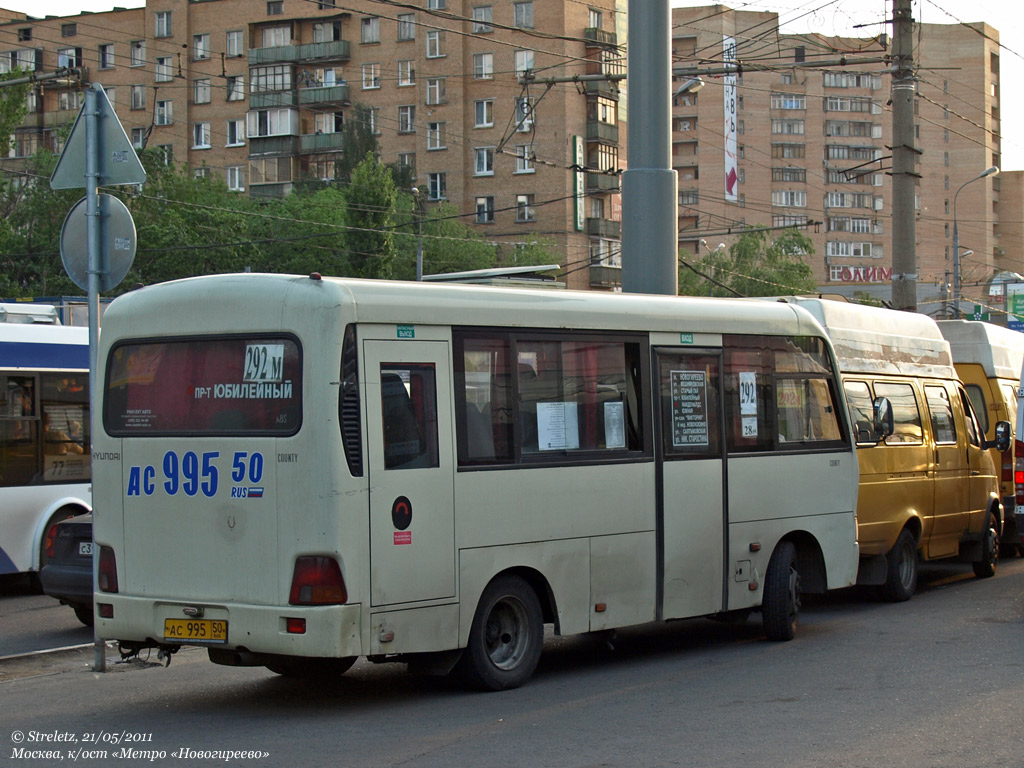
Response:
671,5,1006,314
0,0,623,291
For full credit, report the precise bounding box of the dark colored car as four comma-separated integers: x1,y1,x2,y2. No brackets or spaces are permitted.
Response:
39,514,94,626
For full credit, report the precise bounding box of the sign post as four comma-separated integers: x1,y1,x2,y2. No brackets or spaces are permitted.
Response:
50,82,146,673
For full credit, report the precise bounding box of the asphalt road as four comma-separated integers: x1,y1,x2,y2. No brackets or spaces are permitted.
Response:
0,575,93,658
1,558,1022,768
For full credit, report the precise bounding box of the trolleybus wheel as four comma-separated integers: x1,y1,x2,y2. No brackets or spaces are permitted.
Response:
763,541,800,641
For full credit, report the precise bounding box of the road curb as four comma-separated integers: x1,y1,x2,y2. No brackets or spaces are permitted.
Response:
0,642,116,681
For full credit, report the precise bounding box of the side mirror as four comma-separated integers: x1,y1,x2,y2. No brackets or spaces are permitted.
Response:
990,420,1011,453
873,396,894,441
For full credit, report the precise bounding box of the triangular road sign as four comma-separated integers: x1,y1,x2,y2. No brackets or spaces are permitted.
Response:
50,83,146,190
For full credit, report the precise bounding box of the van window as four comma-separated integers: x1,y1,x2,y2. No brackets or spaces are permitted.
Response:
965,384,988,434
924,385,957,445
958,388,981,447
873,381,922,445
1002,383,1018,429
843,380,875,444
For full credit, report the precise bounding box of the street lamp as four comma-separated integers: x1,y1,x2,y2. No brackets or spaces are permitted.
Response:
700,239,725,296
411,186,424,281
952,165,998,318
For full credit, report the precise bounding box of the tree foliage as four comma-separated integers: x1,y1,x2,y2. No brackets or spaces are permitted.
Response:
679,228,818,298
0,70,30,156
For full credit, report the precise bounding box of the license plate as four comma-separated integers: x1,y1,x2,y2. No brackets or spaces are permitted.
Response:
163,618,228,644
78,541,93,556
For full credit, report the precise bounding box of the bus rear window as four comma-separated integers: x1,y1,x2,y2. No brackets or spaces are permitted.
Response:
104,336,301,436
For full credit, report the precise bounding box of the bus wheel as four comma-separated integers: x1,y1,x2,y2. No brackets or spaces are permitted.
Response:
972,512,999,579
763,541,800,641
457,575,543,691
266,657,356,679
881,529,918,602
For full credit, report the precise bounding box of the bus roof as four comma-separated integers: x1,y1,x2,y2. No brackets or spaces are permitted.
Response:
0,322,88,371
937,319,1024,381
102,273,835,342
0,303,60,324
769,297,955,378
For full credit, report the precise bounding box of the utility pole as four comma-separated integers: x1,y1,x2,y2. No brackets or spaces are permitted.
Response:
890,0,919,311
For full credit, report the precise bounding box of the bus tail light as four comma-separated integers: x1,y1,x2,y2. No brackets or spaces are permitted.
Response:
1015,441,1024,507
289,556,347,605
98,546,119,593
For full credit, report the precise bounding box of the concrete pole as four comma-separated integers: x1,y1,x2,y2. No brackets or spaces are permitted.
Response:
890,0,918,311
621,0,678,295
85,83,105,673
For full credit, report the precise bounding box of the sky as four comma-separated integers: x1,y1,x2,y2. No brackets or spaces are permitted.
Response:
5,0,1023,168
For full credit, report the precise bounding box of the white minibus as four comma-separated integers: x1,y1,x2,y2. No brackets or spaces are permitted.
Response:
93,275,860,689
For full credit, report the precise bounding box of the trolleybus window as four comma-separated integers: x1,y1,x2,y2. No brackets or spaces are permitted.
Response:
104,336,301,436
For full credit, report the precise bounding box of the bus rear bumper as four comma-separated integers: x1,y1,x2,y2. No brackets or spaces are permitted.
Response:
95,594,363,659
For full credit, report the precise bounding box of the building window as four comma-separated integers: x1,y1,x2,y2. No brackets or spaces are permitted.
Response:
362,63,381,89
157,145,173,165
514,50,534,76
246,107,296,137
317,0,335,8
515,144,534,173
266,1,283,15
193,33,210,60
194,78,211,104
472,6,493,33
130,40,145,66
398,152,415,177
194,167,210,180
771,190,806,207
361,17,380,44
771,167,806,182
428,172,447,200
426,77,445,105
475,196,495,223
770,119,804,135
313,111,343,134
131,84,145,110
226,119,245,146
62,23,77,37
589,8,602,28
155,56,173,82
516,193,536,222
227,76,245,101
261,25,290,47
473,52,493,79
770,92,805,110
474,99,493,128
155,11,172,38
398,60,415,86
250,65,291,92
514,2,534,28
249,157,292,185
16,28,31,42
227,166,246,192
58,47,82,68
428,0,445,8
155,100,173,126
426,30,444,58
397,13,415,41
226,30,244,57
771,143,805,159
130,127,145,149
515,97,535,131
98,43,114,69
474,147,494,176
59,91,83,111
427,121,446,150
193,122,212,149
398,105,416,133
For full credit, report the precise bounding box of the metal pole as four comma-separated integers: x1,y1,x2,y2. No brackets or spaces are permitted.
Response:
890,0,918,311
85,83,105,673
621,0,677,296
952,166,999,318
416,205,423,282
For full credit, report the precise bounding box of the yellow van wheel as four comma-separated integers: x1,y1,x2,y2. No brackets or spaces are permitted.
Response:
972,512,999,579
881,529,918,602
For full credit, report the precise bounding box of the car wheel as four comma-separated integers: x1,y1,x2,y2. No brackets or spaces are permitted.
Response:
762,541,800,641
972,511,999,579
456,574,543,691
73,604,95,627
881,529,918,602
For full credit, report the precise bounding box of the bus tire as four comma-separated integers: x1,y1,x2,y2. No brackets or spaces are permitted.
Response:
266,657,356,679
763,541,800,641
972,511,999,579
881,529,918,602
457,574,543,691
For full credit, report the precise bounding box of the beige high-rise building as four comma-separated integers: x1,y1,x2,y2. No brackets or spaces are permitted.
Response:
671,4,1007,316
0,0,623,291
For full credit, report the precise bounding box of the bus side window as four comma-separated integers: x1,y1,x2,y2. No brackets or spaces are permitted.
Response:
381,366,439,470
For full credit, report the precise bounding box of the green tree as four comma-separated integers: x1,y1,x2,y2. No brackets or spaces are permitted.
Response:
343,152,397,279
0,71,30,156
679,228,817,298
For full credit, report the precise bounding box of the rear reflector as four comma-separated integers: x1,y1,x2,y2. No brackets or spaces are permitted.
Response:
289,556,347,605
98,603,113,619
285,618,306,634
98,546,118,593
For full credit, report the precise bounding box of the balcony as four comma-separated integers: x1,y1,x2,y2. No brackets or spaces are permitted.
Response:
249,90,298,109
586,121,619,145
249,182,292,198
586,217,621,239
249,39,350,65
584,79,619,100
589,264,622,288
584,28,617,48
586,172,620,193
300,132,344,153
247,135,300,156
299,83,350,106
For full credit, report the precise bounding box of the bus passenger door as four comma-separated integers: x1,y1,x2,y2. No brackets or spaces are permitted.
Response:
655,350,727,619
365,340,455,607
